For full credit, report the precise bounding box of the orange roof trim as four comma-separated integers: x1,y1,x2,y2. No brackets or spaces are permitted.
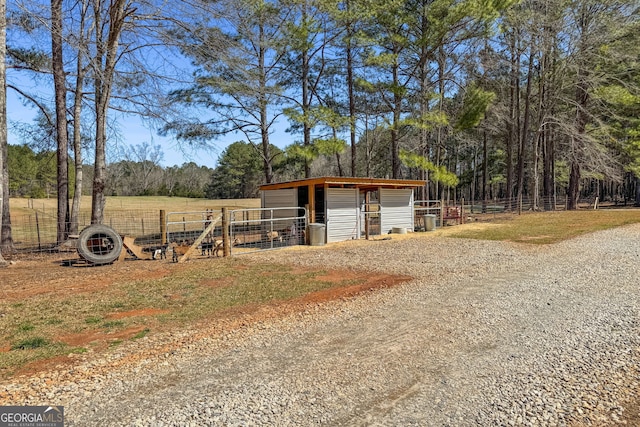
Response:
260,176,426,191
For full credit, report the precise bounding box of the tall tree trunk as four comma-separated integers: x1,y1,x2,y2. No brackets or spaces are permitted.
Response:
517,48,534,209
345,6,356,177
390,44,402,179
540,43,555,211
70,0,89,235
91,0,129,224
418,12,430,201
505,33,518,210
568,70,589,210
435,46,446,199
301,6,311,178
482,130,488,213
542,126,555,210
0,0,7,265
70,71,85,234
333,127,344,176
391,63,400,179
258,23,273,184
568,160,580,209
52,0,69,243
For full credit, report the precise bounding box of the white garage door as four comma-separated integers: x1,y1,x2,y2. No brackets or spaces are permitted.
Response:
380,188,414,234
326,188,360,243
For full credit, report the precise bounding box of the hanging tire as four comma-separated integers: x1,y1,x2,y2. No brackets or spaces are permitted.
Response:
77,224,123,265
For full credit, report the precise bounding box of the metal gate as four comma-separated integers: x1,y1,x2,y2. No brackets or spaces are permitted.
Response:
165,209,221,244
229,207,307,255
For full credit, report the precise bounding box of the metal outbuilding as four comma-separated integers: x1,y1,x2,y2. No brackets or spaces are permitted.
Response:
260,177,426,243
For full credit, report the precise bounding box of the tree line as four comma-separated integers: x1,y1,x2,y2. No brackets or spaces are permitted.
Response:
7,143,214,198
0,0,639,262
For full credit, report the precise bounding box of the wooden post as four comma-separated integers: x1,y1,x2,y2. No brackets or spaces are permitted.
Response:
365,191,370,240
160,210,167,244
177,213,221,263
304,204,310,245
308,184,315,223
36,212,41,251
222,207,231,257
440,199,444,226
461,198,465,224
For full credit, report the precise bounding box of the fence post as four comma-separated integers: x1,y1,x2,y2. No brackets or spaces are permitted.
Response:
222,207,230,256
160,210,167,244
36,212,42,251
518,196,523,215
364,191,370,240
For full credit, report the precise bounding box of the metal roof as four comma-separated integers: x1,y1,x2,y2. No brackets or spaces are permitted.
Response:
260,177,426,191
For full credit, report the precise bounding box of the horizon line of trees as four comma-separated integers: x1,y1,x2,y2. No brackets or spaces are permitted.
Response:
1,0,639,262
8,139,640,205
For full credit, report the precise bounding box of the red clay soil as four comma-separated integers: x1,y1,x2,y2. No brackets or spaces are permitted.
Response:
0,255,411,379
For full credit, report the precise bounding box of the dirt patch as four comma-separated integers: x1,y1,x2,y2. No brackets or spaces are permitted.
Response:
58,326,148,347
313,270,365,283
303,273,411,302
15,326,150,378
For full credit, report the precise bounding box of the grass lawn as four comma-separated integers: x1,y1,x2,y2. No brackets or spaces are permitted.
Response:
445,209,640,244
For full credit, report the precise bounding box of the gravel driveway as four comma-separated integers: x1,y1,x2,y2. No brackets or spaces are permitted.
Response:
5,225,640,426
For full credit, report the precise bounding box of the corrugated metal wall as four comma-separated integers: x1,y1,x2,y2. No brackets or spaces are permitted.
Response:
326,188,360,243
261,189,298,219
380,188,414,234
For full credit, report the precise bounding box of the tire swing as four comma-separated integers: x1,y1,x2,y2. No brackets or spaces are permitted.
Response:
77,224,123,265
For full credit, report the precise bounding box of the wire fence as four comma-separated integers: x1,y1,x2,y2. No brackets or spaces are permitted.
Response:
7,207,308,258
9,210,164,255
4,194,622,258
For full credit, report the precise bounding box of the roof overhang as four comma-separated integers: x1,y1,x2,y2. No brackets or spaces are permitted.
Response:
260,177,426,192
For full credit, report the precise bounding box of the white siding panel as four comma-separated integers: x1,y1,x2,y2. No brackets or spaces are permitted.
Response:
326,188,360,243
261,189,298,220
380,188,414,234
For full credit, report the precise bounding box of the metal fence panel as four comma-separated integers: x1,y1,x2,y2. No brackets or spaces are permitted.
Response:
229,207,307,255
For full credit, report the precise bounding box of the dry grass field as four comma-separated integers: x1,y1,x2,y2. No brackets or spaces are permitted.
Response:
9,196,261,217
8,196,262,251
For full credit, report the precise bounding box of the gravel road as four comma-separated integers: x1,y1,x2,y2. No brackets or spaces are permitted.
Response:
3,225,640,426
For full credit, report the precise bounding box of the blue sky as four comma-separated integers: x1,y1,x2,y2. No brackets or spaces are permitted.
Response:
8,88,220,168
7,87,265,169
7,84,295,169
